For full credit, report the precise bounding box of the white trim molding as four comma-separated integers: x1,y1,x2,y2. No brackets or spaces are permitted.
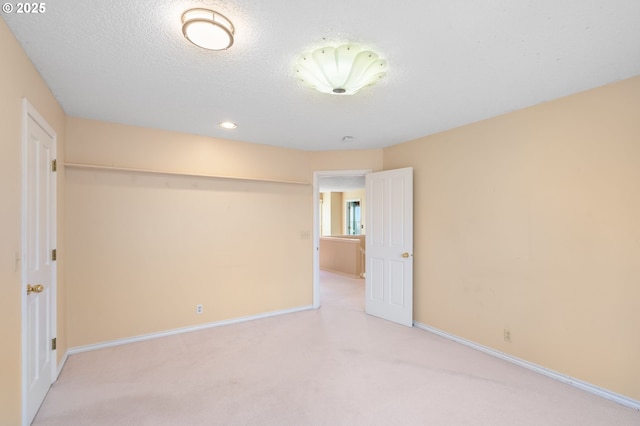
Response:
56,351,69,379
414,322,640,412
68,305,314,355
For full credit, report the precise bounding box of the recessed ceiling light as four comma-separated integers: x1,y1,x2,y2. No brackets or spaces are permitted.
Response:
182,8,234,51
219,121,238,129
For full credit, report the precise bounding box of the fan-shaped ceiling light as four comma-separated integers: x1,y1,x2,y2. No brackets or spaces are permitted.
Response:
182,8,234,50
294,44,387,95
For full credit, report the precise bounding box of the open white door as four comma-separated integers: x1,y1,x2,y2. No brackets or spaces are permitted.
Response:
22,100,57,425
365,167,413,326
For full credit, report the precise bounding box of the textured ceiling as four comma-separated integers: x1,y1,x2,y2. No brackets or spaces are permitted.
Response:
3,0,640,151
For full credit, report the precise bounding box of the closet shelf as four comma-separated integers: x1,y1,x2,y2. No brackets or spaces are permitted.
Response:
63,162,310,186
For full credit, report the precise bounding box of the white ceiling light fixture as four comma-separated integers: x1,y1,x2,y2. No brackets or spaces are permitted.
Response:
182,8,234,51
219,121,238,129
294,43,387,95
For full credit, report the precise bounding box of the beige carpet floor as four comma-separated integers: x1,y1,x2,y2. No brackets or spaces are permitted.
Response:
33,271,640,425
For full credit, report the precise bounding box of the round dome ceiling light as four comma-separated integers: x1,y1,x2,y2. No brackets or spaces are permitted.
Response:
182,8,234,51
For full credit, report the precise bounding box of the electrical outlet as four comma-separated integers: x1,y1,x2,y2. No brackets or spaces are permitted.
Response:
196,304,203,314
504,329,512,343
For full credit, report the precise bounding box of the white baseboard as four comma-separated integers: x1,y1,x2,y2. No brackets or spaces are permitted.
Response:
413,322,640,412
68,305,314,355
55,350,69,379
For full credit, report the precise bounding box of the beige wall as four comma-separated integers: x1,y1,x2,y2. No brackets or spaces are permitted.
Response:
65,118,317,347
64,121,385,348
319,236,364,277
329,193,343,235
66,117,311,183
383,75,640,400
0,19,67,425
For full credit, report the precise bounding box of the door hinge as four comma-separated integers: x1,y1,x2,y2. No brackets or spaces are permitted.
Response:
52,159,57,172
51,338,57,350
52,249,57,261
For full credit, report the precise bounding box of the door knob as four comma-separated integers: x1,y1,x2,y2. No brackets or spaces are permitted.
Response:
26,284,44,295
402,252,410,258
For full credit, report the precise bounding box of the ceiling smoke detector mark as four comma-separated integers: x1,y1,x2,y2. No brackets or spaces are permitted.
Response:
342,136,356,143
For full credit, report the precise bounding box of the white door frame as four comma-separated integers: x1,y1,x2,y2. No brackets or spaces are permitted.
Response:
312,169,370,308
21,99,57,425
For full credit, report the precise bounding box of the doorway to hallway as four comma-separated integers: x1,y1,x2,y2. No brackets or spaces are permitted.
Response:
313,170,369,309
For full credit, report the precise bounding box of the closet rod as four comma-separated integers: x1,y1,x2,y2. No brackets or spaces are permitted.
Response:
64,162,310,186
